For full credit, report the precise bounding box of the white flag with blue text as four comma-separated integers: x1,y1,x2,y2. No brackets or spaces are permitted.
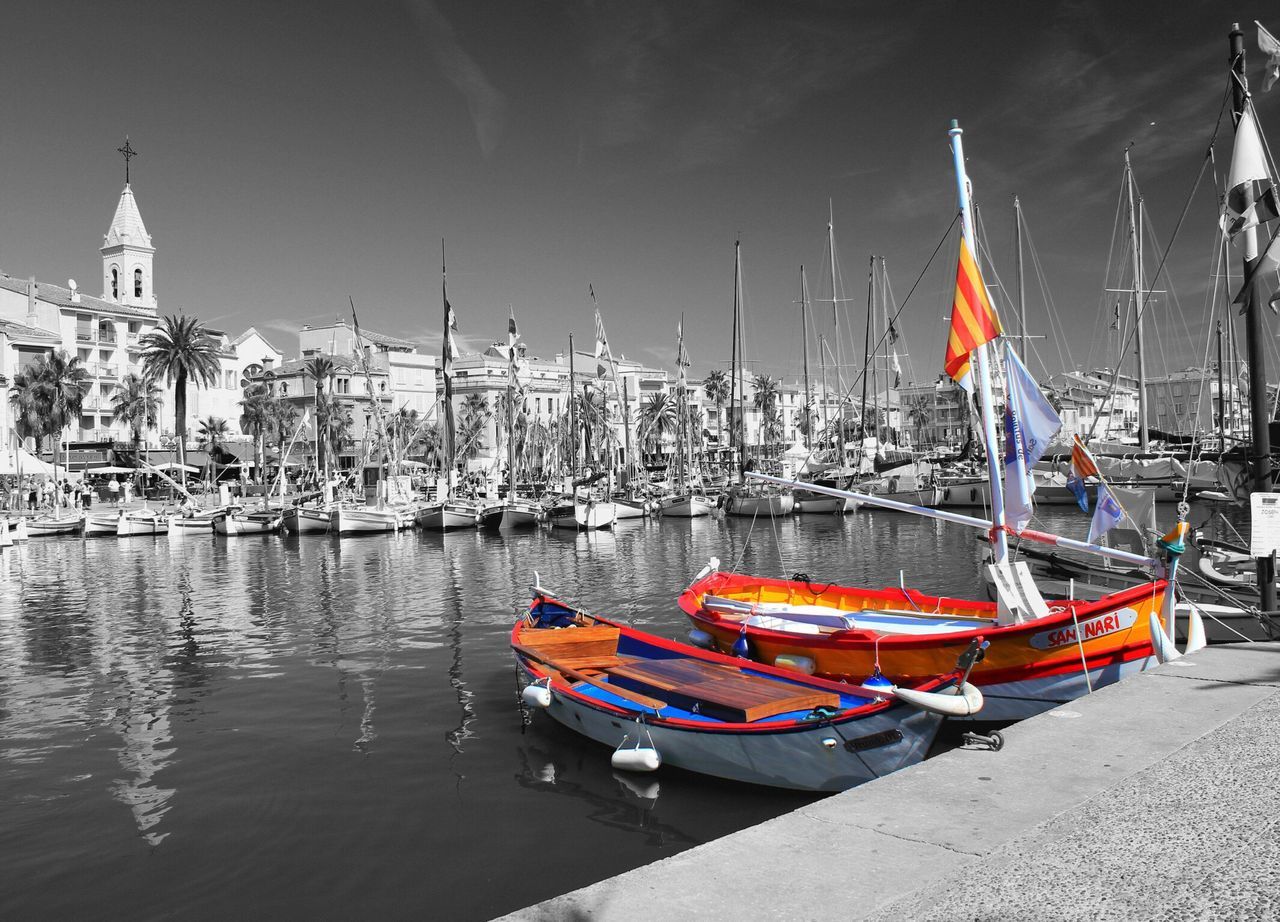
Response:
1088,482,1125,544
1002,344,1062,531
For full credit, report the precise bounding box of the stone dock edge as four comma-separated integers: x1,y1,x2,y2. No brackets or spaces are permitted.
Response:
496,642,1280,921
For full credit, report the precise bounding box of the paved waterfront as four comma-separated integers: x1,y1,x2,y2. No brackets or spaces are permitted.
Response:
501,642,1280,921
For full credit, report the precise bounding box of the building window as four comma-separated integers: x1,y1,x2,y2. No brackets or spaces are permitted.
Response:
134,269,143,299
111,267,118,300
280,382,288,396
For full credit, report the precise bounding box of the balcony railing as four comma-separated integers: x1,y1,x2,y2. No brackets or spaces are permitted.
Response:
76,331,95,342
99,330,117,344
96,364,118,379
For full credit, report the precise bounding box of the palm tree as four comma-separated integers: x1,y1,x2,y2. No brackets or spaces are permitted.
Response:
324,402,353,469
752,374,780,452
111,373,163,473
271,398,300,460
7,350,91,478
238,382,274,484
196,415,231,487
906,395,932,449
304,357,335,473
140,315,222,475
637,391,677,458
457,393,491,461
703,369,730,446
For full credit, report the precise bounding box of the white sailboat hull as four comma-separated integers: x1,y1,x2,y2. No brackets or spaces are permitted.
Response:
331,506,397,535
658,494,714,518
214,512,281,536
546,499,616,529
116,509,169,537
26,514,84,536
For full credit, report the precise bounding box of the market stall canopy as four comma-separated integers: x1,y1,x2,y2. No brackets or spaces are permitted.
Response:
85,465,139,475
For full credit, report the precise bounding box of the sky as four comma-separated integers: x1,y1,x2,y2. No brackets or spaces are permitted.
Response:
0,0,1274,391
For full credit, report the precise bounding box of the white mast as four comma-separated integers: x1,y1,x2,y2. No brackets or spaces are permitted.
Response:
948,119,1009,564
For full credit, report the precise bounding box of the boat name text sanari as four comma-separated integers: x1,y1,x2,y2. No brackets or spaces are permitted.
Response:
1029,608,1139,650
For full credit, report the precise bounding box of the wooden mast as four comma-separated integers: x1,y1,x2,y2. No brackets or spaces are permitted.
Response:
1123,147,1150,452
1229,22,1276,612
800,266,812,450
441,239,456,493
730,240,741,483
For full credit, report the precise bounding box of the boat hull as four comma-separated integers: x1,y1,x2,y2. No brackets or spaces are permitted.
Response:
658,494,714,518
415,501,479,530
84,512,120,537
284,505,333,534
724,491,794,517
499,499,541,530
214,513,281,536
612,499,648,520
546,499,616,530
331,506,397,535
116,510,169,537
793,493,851,514
26,515,84,536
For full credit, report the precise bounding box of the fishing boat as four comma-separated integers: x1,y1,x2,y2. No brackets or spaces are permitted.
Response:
84,510,121,537
514,582,986,792
283,503,333,535
477,500,505,531
545,494,617,530
677,119,1203,721
656,318,715,519
415,498,481,530
25,513,83,536
115,507,169,537
611,497,648,521
500,497,542,530
657,493,714,518
330,503,397,535
214,508,282,536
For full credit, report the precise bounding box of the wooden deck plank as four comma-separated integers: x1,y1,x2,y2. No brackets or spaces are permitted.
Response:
606,658,839,722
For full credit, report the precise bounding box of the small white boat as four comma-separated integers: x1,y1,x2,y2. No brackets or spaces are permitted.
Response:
499,497,541,530
84,510,121,537
116,508,169,537
330,504,398,535
612,497,649,520
657,493,714,518
546,497,616,530
283,504,333,535
168,511,219,537
25,513,83,537
214,509,282,536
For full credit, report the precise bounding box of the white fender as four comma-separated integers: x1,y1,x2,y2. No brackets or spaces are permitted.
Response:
773,653,816,675
1149,610,1182,664
893,682,984,717
521,683,552,709
611,746,661,773
687,628,716,650
692,556,721,583
13,518,28,541
1184,603,1207,656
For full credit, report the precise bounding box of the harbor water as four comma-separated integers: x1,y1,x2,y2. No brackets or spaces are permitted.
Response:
0,505,1215,919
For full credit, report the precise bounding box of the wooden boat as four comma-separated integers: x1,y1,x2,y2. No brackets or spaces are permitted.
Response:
514,587,985,792
612,497,649,520
330,504,397,535
499,497,542,530
724,485,794,517
679,563,1169,721
545,495,616,530
415,499,480,530
477,500,505,532
115,507,169,537
214,509,282,536
657,493,714,518
283,504,332,535
84,510,121,537
793,491,851,514
25,513,83,537
167,507,224,537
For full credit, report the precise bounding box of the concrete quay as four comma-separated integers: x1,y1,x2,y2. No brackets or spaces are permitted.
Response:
499,643,1280,921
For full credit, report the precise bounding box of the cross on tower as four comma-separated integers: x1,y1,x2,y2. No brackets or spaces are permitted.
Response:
117,136,138,184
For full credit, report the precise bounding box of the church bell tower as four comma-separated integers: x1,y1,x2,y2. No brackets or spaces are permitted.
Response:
101,137,156,309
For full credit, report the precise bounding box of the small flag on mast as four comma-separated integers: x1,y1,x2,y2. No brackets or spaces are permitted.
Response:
443,298,460,379
1067,434,1100,511
1225,105,1280,237
1087,482,1125,544
944,235,1002,390
594,308,612,379
1260,21,1280,92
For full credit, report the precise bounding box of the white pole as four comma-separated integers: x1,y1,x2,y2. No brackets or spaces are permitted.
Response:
948,119,1009,564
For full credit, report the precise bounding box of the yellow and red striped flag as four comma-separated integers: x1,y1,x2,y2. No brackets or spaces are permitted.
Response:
944,235,1002,387
1071,434,1100,479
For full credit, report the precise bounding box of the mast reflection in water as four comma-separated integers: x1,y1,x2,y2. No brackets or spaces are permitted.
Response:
0,510,1027,919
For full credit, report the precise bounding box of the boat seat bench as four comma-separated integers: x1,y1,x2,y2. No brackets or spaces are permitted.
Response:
604,658,839,722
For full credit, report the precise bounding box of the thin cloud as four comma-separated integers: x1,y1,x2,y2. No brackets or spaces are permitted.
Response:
405,0,507,158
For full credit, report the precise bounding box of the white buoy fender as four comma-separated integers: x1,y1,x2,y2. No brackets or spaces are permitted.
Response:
1148,610,1182,664
522,684,553,709
1185,604,1207,656
687,628,716,650
691,556,721,583
773,653,816,675
14,519,28,541
893,681,984,717
611,746,661,773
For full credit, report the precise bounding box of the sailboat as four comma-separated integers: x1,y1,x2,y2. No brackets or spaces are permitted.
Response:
793,261,852,514
658,317,714,518
723,240,794,518
498,309,541,530
678,119,1200,721
417,243,480,532
545,331,617,530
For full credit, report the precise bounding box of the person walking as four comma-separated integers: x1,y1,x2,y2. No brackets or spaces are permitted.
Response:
122,478,133,505
107,476,120,506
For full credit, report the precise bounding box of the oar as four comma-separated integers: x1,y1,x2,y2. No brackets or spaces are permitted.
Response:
512,643,667,711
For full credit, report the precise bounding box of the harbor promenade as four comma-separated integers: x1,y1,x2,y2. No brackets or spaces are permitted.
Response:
500,642,1280,921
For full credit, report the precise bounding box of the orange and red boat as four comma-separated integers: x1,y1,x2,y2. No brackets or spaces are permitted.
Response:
679,565,1169,721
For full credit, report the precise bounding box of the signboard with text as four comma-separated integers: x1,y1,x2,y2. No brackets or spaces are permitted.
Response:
1250,492,1280,558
